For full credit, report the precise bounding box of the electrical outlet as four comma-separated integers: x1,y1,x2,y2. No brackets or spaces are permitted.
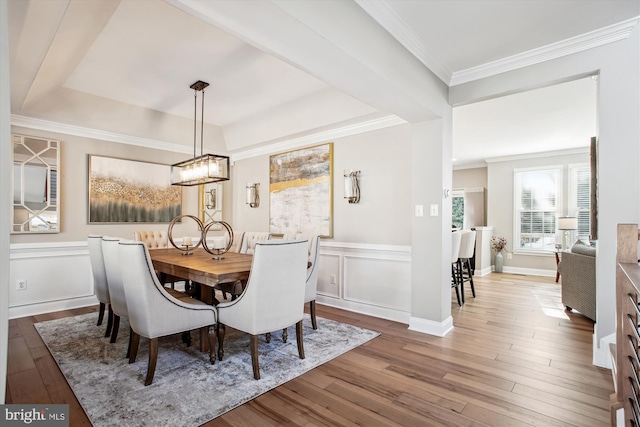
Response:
507,252,513,260
330,274,337,285
16,279,27,291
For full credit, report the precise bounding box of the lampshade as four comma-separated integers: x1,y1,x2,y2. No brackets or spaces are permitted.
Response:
246,183,260,208
171,80,230,186
558,217,578,230
344,170,361,204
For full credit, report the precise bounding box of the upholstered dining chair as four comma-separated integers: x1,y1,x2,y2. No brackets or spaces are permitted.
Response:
458,229,477,303
118,240,217,386
133,230,188,290
451,231,463,306
101,236,129,349
279,233,321,329
265,234,321,343
87,235,112,338
228,231,245,253
213,231,271,301
216,240,309,380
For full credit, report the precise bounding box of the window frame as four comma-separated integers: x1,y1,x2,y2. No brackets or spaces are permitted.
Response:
568,162,591,240
513,165,563,254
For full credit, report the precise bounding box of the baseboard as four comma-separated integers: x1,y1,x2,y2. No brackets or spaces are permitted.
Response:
9,296,98,320
593,332,615,369
316,295,410,324
474,266,493,277
408,315,454,337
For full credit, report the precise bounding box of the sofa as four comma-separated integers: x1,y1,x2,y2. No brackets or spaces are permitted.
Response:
557,241,596,322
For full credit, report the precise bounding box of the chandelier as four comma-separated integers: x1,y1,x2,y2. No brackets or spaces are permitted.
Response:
171,80,230,186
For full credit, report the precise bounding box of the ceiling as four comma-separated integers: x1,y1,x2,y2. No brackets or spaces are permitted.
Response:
7,0,640,165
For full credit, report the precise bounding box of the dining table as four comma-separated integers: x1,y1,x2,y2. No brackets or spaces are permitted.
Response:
149,248,253,352
149,248,253,305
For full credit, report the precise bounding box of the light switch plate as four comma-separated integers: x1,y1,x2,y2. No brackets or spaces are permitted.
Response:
430,204,439,216
415,205,424,217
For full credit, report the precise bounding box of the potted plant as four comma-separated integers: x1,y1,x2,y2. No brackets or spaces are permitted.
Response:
491,236,507,273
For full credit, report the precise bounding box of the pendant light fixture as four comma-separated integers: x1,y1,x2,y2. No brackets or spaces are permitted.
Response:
171,80,230,186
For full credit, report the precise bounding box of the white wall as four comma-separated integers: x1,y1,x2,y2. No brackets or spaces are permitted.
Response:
1,0,11,403
450,24,640,367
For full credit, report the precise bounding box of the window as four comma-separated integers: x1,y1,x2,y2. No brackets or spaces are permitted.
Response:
514,167,561,251
451,190,464,229
569,163,591,239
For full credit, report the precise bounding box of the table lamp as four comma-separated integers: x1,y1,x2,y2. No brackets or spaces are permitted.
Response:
558,217,578,250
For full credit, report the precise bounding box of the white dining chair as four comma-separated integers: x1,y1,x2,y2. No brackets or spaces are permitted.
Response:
451,231,463,306
118,240,218,386
216,240,308,379
87,235,112,337
458,229,477,303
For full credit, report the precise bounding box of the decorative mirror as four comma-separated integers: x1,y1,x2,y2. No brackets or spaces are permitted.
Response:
12,134,60,233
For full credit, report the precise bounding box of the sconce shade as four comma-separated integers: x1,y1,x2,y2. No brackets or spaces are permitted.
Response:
246,183,260,208
171,154,229,186
558,217,578,230
344,170,360,204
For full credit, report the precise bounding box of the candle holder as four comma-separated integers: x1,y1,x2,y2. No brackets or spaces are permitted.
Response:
202,221,234,260
168,215,205,255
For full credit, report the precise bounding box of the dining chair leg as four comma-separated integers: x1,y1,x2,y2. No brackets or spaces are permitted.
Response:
104,305,114,338
216,324,225,361
250,334,260,380
144,338,158,386
296,320,305,360
309,300,318,330
282,327,288,343
466,259,476,297
129,331,140,364
97,302,105,326
110,314,120,343
457,259,465,304
206,326,216,364
452,264,462,306
126,327,133,359
265,332,271,343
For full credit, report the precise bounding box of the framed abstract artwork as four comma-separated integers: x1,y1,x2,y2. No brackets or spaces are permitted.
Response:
88,155,181,223
269,143,333,237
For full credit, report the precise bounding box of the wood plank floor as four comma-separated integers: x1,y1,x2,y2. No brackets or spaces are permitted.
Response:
5,273,613,426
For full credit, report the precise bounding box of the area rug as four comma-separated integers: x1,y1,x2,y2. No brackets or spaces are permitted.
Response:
35,313,379,427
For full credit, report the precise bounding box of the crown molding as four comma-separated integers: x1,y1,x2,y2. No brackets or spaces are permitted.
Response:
11,115,192,154
230,115,406,162
450,16,640,86
484,147,589,164
354,0,451,84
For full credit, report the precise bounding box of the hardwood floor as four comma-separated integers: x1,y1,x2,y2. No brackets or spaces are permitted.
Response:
6,273,612,426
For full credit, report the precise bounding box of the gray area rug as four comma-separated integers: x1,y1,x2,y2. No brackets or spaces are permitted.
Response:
35,313,379,427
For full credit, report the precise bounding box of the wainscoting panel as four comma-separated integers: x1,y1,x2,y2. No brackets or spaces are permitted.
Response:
343,254,411,311
317,252,341,298
316,242,412,324
9,242,95,318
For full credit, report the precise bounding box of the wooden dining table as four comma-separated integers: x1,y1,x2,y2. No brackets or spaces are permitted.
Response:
149,248,253,306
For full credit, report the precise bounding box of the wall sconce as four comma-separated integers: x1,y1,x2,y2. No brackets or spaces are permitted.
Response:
205,187,217,210
344,170,360,204
246,183,260,208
